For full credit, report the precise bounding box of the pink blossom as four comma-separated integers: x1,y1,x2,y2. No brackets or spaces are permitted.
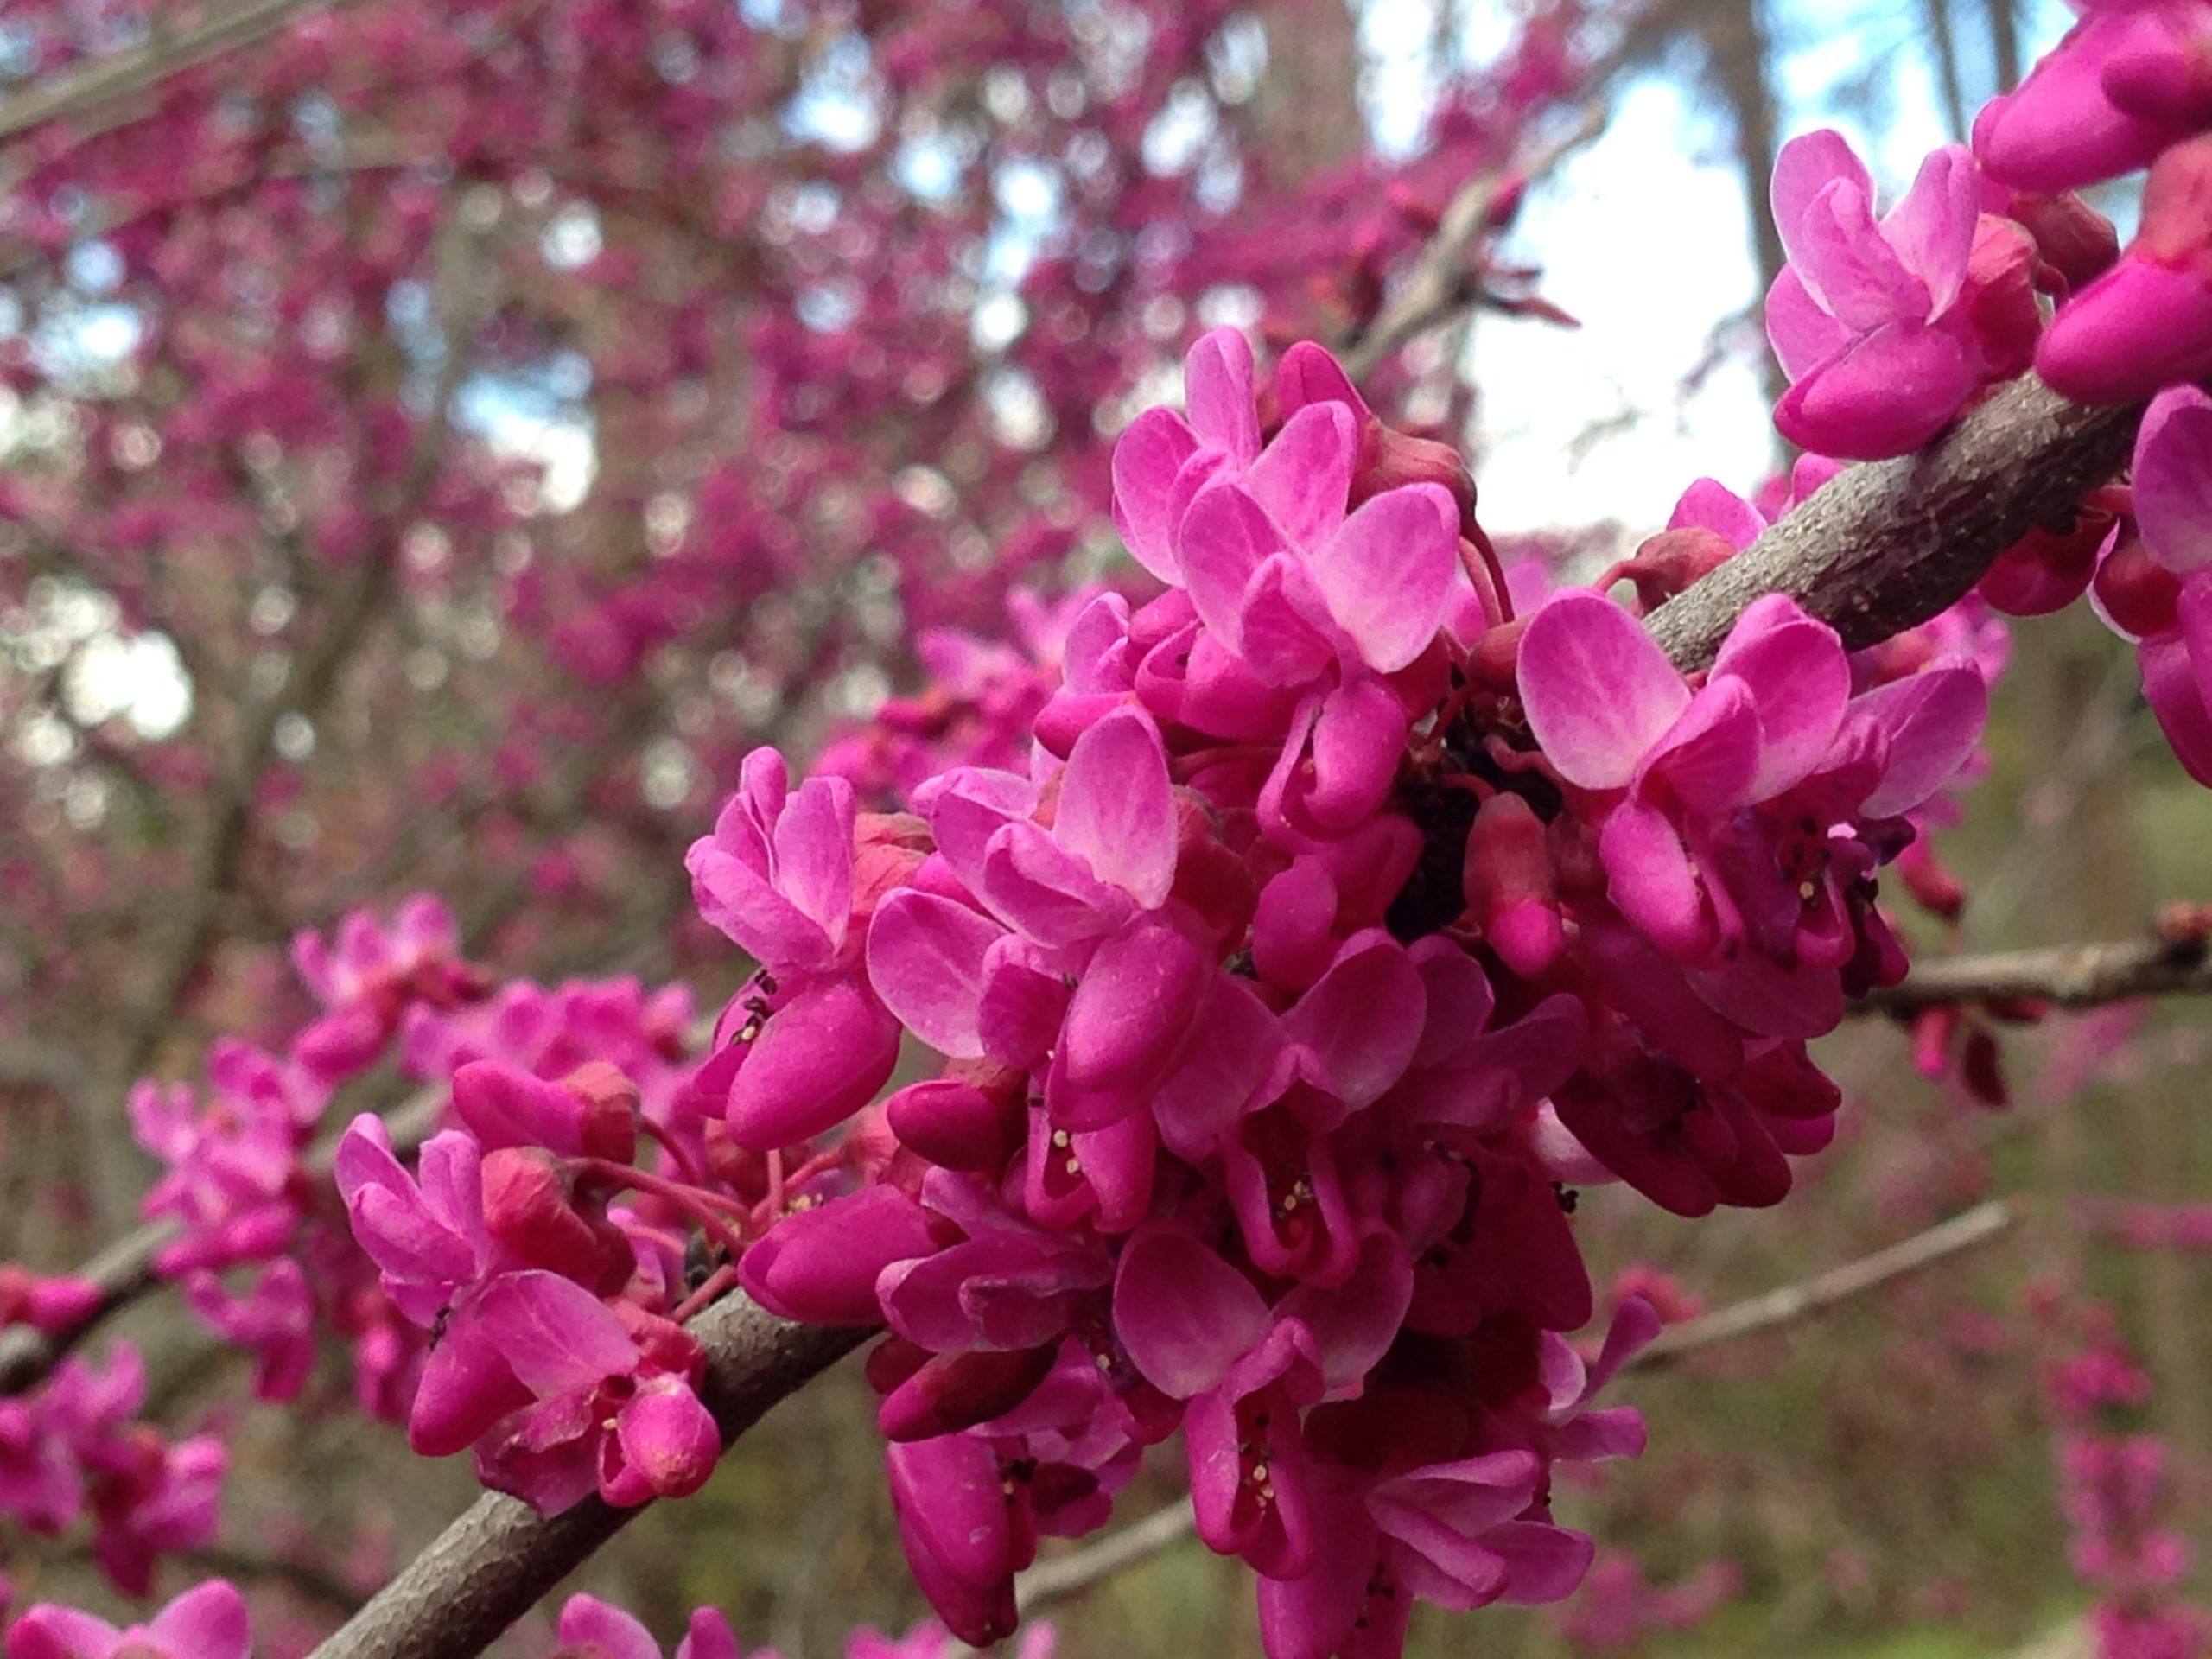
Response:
1975,0,2212,193
1764,132,2032,458
5,1580,249,1659
2038,135,2212,402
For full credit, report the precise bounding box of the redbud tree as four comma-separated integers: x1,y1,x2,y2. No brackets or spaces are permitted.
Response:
0,0,2207,1656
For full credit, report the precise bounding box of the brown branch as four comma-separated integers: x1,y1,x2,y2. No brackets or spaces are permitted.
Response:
1633,1198,2016,1366
1855,934,2212,1017
0,0,356,144
1646,374,2151,669
1014,1198,2018,1605
1336,102,1608,381
303,1295,868,1659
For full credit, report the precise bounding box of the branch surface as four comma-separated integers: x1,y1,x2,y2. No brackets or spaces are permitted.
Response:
1647,375,2149,669
306,1296,868,1659
1856,933,2212,1015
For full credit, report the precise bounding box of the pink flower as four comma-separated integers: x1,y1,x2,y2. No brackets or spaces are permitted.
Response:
2105,386,2212,779
420,1270,719,1511
1518,590,1982,978
2037,135,2212,403
6,1580,249,1659
868,706,1183,1071
334,1115,493,1325
553,1595,741,1659
1974,0,2212,194
1764,132,2029,458
685,749,858,975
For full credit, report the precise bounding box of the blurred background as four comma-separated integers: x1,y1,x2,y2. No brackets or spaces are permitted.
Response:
1,0,2204,1655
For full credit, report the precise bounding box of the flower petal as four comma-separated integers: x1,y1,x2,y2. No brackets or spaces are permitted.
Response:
1516,592,1689,791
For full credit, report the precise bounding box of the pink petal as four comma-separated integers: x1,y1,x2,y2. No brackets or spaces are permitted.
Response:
1114,1227,1272,1397
1274,340,1372,421
1283,931,1425,1110
677,1611,744,1659
1232,555,1340,687
1516,592,1688,790
1709,593,1852,798
1666,478,1767,550
1244,401,1358,550
557,1597,665,1659
1111,406,1201,581
1770,130,1873,253
1975,21,2176,193
1789,175,1927,332
724,977,901,1147
1302,675,1408,833
1775,321,1978,461
146,1582,252,1659
1599,803,1710,958
1054,707,1177,907
1764,265,1854,383
978,822,1131,947
5,1609,124,1659
868,891,1003,1057
476,1270,639,1394
2037,255,2212,406
1639,678,1761,814
2133,385,2212,575
1306,484,1459,673
976,936,1073,1069
612,1376,720,1500
1486,1522,1598,1605
1177,480,1282,650
1851,666,1989,816
913,768,1037,899
1274,1230,1413,1392
1184,327,1261,463
2142,626,2212,786
1057,922,1206,1093
1881,144,1979,317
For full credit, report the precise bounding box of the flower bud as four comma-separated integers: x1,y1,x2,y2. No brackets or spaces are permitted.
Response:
2093,534,2183,639
601,1376,720,1505
1464,792,1565,976
740,1185,944,1325
724,976,902,1151
884,1065,1027,1170
480,1147,627,1290
877,1343,1060,1442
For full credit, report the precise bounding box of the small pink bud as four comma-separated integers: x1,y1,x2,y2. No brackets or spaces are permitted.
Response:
480,1148,627,1291
1464,793,1564,976
884,1065,1026,1170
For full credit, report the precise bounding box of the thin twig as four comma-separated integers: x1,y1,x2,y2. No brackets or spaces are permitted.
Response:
1014,1198,2018,1608
0,0,357,143
1632,1197,2015,1366
302,1296,868,1659
1336,102,1608,381
1855,935,2212,1017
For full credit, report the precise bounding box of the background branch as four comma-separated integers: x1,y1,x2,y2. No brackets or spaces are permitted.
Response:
1855,933,2212,1016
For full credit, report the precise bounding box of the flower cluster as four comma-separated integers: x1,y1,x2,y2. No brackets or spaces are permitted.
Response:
2043,1305,2209,1659
664,327,1990,1655
0,1345,224,1597
1764,0,2212,456
0,1580,1050,1659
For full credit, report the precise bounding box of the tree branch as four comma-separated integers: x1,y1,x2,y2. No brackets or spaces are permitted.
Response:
1855,934,2212,1016
0,0,354,143
1646,375,2152,669
304,1296,868,1659
1336,102,1608,381
1014,1199,2018,1607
